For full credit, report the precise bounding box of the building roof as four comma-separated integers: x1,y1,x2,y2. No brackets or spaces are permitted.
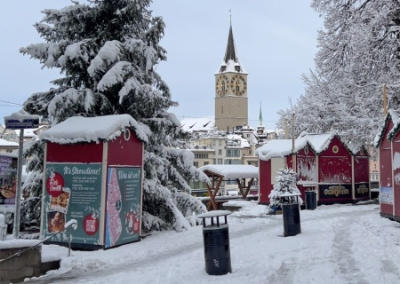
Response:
0,138,18,147
180,117,215,133
224,24,237,63
217,23,246,74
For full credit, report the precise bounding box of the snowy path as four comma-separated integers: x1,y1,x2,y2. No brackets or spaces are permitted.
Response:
27,204,400,284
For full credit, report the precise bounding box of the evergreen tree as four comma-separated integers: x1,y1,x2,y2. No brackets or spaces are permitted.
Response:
20,0,207,232
268,168,302,211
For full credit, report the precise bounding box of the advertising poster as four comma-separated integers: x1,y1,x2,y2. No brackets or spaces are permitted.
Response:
319,184,352,200
0,155,17,205
380,187,393,204
105,167,142,248
43,163,102,245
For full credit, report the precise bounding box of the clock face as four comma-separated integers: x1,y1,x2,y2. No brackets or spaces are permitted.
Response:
216,75,229,96
230,75,247,96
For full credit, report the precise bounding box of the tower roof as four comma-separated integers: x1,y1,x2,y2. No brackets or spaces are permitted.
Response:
224,24,237,63
217,21,246,74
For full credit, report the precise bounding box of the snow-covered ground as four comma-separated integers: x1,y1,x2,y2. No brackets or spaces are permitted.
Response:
22,201,400,284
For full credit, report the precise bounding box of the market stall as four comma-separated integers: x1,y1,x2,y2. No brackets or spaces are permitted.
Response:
40,114,146,249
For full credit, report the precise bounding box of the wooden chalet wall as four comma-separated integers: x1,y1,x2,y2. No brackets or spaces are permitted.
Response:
392,122,400,220
318,136,353,204
258,159,272,205
353,148,370,201
380,118,394,219
296,145,317,201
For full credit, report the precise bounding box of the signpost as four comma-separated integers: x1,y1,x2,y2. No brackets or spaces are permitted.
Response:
5,119,39,130
4,111,39,239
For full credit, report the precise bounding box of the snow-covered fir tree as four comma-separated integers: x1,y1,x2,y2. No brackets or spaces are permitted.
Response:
268,168,302,211
20,0,208,232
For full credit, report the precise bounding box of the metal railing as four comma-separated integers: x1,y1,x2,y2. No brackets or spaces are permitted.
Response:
0,219,77,263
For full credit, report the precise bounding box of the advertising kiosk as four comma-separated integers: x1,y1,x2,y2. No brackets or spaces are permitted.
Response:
40,114,146,249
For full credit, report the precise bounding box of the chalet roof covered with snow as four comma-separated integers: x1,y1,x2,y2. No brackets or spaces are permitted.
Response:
298,133,335,153
180,117,215,133
257,133,338,161
40,114,148,144
256,139,294,161
375,109,400,147
198,164,258,179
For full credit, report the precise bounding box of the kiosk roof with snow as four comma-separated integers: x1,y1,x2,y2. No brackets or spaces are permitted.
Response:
40,114,147,144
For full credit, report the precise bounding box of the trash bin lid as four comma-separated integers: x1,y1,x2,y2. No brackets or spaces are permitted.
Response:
198,210,232,219
279,192,301,197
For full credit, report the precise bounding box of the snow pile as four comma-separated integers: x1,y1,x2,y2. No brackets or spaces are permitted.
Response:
226,200,269,217
40,114,148,144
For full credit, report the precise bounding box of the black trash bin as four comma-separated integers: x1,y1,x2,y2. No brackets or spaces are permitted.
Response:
280,192,301,237
199,210,232,275
305,190,317,210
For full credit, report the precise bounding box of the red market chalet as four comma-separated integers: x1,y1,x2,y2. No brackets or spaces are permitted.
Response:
256,132,370,206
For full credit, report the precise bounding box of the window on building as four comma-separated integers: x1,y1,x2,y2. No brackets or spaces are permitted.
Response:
195,153,209,159
218,149,222,155
226,149,240,157
204,161,209,166
224,159,241,165
370,174,379,181
194,161,199,167
218,158,223,164
6,150,12,153
249,149,252,155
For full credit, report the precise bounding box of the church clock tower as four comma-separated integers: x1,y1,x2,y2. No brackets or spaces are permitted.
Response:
215,22,248,132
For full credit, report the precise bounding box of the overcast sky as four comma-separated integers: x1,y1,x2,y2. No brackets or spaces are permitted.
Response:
0,1,323,130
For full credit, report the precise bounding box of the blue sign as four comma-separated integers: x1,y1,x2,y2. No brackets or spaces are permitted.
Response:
5,119,39,129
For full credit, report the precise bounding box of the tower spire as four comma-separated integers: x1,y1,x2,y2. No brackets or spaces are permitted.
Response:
259,101,263,126
224,13,237,63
